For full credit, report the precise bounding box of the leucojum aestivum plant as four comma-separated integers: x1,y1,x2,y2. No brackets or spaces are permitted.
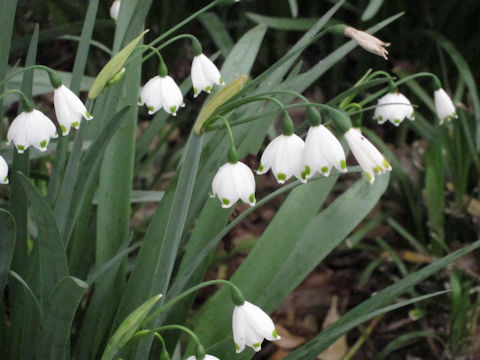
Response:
0,1,476,360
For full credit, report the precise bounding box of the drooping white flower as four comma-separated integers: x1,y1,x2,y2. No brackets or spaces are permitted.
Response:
344,127,391,183
110,0,121,21
434,88,457,124
7,110,58,153
211,161,256,208
303,125,347,179
232,301,281,353
54,85,93,135
344,26,390,60
186,355,219,360
191,54,224,97
257,134,305,184
0,155,8,184
138,75,184,116
374,92,415,126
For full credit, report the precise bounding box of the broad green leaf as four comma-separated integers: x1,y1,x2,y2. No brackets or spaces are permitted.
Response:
284,240,480,359
36,276,88,360
0,209,16,293
88,30,148,99
193,175,389,359
246,13,318,31
15,172,68,299
361,0,384,21
102,294,163,360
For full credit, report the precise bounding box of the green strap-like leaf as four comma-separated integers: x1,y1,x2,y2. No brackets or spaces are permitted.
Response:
15,172,68,300
35,276,88,360
0,209,16,293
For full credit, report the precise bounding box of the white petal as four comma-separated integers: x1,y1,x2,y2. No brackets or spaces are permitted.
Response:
434,88,457,124
110,0,120,20
242,301,279,341
160,76,183,115
140,76,163,114
0,155,8,184
258,136,282,175
233,305,247,353
191,56,211,97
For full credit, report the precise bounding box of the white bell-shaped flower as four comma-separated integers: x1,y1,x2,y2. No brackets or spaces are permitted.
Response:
7,110,58,153
110,0,121,21
232,301,281,353
0,155,8,184
344,127,391,183
303,125,347,179
257,134,305,184
186,355,219,360
191,54,224,97
434,88,457,124
374,92,415,126
211,161,256,208
138,75,184,116
54,85,93,135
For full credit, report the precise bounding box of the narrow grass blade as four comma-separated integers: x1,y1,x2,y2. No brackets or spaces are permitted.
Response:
198,12,234,57
0,0,17,116
246,13,318,31
36,276,88,360
285,240,480,359
361,0,384,21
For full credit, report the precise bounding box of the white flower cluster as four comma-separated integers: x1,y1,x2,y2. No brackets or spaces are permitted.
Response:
5,81,91,154
211,118,391,208
139,53,224,116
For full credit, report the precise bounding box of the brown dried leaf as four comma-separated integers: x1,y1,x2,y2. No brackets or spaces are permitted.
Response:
317,296,348,360
275,324,306,350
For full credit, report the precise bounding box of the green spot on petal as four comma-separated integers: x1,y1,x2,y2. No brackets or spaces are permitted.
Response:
17,145,25,151
305,165,311,175
4,176,7,183
138,97,142,103
60,125,67,134
147,106,154,112
394,119,400,124
272,329,279,338
365,172,373,181
373,166,382,173
85,110,92,118
340,160,347,170
205,85,211,92
249,194,255,203
253,343,260,349
40,140,47,148
378,116,383,121
193,88,198,95
72,122,79,128
170,105,177,114
321,166,328,174
277,173,286,181
382,159,391,169
235,343,240,351
258,165,264,172
219,76,225,84
222,198,230,206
